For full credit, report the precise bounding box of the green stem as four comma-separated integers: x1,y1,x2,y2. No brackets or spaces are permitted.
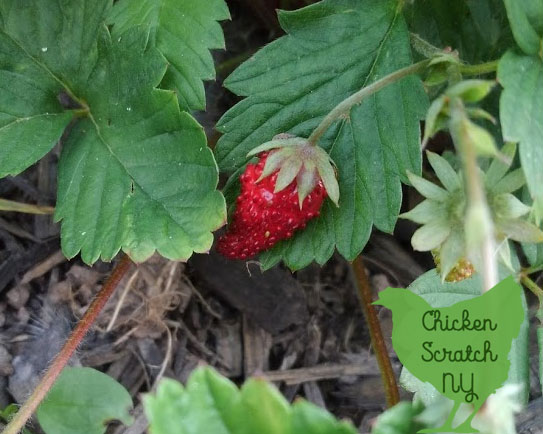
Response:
352,256,400,408
520,274,543,322
459,60,499,76
308,59,430,146
3,255,133,434
409,33,499,76
0,198,54,215
410,32,443,58
449,98,498,293
523,264,543,276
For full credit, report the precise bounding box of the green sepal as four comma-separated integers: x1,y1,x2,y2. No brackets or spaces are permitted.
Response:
491,168,526,195
412,220,452,251
400,199,447,225
498,219,543,243
439,228,465,280
485,142,517,187
493,193,531,220
314,147,339,207
465,107,496,124
297,161,318,207
247,137,306,157
446,79,495,103
407,171,449,202
275,156,303,192
422,96,447,147
462,117,499,157
258,148,294,181
426,151,461,192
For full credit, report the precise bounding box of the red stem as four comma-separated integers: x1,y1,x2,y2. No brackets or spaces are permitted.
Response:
352,256,400,407
3,254,133,434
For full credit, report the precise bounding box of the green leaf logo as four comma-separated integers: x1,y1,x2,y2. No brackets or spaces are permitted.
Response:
374,276,525,433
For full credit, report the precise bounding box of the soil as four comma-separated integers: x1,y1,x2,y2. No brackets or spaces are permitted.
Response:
0,1,542,433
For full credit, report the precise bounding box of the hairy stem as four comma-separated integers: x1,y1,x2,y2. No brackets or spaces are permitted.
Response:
410,33,499,76
410,32,443,58
459,60,499,76
308,60,430,146
3,254,133,434
351,256,400,407
449,98,498,292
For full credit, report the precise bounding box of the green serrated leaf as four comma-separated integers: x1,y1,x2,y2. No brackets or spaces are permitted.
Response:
498,51,543,207
108,0,230,111
216,0,427,268
290,401,356,434
0,19,79,177
405,0,513,64
144,367,357,434
372,401,426,434
503,0,543,56
0,2,226,264
37,367,133,434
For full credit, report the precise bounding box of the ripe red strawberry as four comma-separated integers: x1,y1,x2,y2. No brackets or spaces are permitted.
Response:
217,136,339,260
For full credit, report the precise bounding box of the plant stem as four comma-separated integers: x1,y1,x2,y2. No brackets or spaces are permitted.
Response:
351,256,400,407
3,254,133,434
410,32,443,58
522,264,543,276
308,60,430,146
520,274,543,322
459,60,499,76
409,33,499,76
449,99,498,293
0,198,54,215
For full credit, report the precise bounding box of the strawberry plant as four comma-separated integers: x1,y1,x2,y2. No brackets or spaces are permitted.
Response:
1,0,543,433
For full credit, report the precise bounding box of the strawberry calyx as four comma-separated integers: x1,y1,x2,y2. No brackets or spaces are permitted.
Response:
248,134,339,208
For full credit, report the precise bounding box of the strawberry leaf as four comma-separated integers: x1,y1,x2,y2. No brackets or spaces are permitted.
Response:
498,51,543,216
216,0,427,269
503,0,543,56
0,1,226,264
37,367,133,434
405,0,513,63
108,0,230,111
144,366,358,434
